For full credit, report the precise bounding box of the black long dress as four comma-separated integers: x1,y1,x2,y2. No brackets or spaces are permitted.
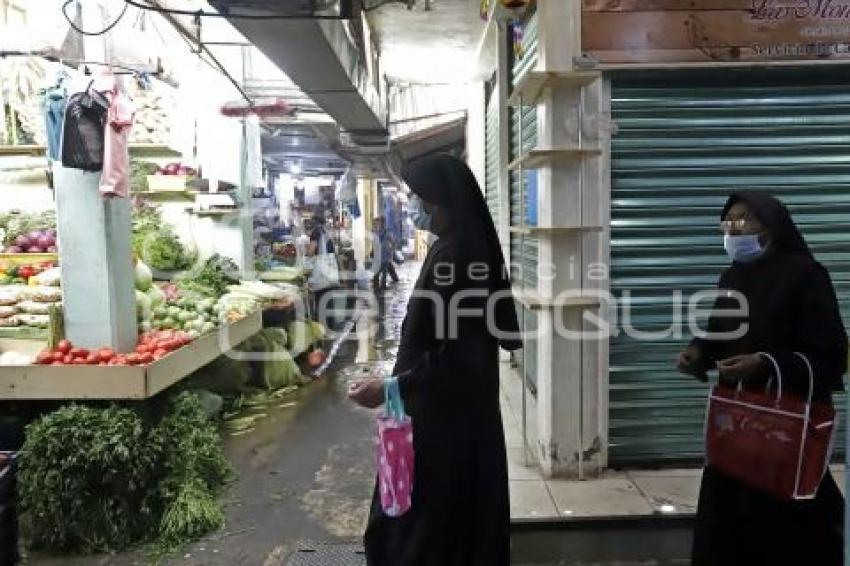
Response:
691,193,847,566
364,233,510,566
364,155,518,566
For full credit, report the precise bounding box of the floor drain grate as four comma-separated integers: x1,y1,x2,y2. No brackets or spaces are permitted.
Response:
284,540,367,566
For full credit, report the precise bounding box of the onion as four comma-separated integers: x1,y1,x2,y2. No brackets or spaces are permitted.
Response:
5,246,21,254
46,229,57,238
46,246,57,253
14,235,28,248
26,246,44,253
36,235,51,249
27,231,41,243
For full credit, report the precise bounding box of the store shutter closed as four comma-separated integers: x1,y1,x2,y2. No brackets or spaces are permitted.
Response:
510,13,540,387
609,70,850,466
485,86,500,230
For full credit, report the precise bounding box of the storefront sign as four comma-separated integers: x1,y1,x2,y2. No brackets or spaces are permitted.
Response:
582,0,850,65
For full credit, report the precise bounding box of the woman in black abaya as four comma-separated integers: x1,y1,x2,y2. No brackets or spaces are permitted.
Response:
349,154,521,566
677,192,847,566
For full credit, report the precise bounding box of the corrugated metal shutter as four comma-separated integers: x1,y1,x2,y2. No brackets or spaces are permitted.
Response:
609,69,850,466
485,87,500,228
510,13,539,387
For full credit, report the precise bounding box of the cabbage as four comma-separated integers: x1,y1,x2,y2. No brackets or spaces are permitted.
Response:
136,290,152,320
146,285,166,308
135,260,153,291
287,320,318,357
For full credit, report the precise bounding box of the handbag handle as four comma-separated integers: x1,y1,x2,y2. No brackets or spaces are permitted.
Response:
383,377,406,420
753,351,815,406
755,352,783,403
793,352,815,407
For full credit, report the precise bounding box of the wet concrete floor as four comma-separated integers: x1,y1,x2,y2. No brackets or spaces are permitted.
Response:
27,264,417,566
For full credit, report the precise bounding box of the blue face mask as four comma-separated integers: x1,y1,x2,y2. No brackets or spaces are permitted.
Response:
410,197,433,232
724,233,765,263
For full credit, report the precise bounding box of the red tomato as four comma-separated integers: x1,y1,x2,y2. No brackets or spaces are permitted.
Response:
70,348,89,359
51,361,64,366
98,362,108,366
85,353,99,365
138,352,154,365
35,351,54,365
57,340,72,355
97,348,115,363
18,266,34,279
51,351,65,363
135,344,153,354
72,358,87,365
126,354,141,365
153,348,168,360
63,355,74,364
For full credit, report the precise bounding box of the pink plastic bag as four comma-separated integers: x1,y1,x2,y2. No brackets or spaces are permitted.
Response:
376,378,414,517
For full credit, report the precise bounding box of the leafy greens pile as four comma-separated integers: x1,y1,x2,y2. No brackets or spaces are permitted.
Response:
18,391,232,553
132,202,196,272
177,254,240,298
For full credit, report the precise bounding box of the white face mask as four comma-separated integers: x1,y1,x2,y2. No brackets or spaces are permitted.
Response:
410,197,433,232
724,233,765,263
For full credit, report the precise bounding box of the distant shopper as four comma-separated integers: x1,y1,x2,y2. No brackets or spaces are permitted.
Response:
372,216,399,290
305,212,340,324
306,212,334,256
677,192,847,566
349,154,521,566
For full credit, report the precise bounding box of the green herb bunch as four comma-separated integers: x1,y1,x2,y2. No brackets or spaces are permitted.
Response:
17,392,232,554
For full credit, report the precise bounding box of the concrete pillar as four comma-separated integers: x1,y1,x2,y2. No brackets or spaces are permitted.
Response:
529,1,608,478
55,169,137,352
54,1,136,352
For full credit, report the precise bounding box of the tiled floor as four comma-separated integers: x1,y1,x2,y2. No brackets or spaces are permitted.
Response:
499,362,846,521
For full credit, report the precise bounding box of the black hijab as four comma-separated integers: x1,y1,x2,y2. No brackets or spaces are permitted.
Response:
721,192,812,258
402,154,522,351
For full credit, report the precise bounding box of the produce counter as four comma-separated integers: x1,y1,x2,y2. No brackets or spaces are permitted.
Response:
0,310,261,401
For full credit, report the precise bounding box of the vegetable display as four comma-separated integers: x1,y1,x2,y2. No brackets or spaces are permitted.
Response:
156,162,197,176
176,254,240,298
0,260,55,285
0,211,56,253
130,160,160,194
35,332,192,366
18,392,231,553
0,285,61,331
151,296,220,337
132,203,195,272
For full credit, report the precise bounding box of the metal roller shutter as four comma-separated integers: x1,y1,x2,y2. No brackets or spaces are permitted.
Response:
609,69,850,466
510,13,540,387
485,87,500,228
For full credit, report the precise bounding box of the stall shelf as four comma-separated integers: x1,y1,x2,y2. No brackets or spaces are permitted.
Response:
0,310,261,401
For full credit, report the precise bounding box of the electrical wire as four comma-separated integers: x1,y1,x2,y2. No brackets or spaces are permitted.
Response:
122,0,349,19
135,0,253,105
62,0,130,36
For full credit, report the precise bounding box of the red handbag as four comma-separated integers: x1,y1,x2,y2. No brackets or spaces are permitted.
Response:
705,352,836,501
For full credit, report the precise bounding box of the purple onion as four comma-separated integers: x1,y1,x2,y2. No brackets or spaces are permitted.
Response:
46,246,57,253
14,235,28,248
46,229,57,238
5,246,21,254
36,235,52,249
26,246,44,254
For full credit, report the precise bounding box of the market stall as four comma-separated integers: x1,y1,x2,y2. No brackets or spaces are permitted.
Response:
0,35,333,557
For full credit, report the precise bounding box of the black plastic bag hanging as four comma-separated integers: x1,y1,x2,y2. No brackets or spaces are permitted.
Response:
60,83,108,172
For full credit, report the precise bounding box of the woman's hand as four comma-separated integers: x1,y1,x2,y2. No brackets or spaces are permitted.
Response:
677,344,707,380
717,354,765,383
348,377,385,409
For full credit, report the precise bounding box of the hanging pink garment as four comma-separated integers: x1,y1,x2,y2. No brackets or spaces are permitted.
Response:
99,76,134,197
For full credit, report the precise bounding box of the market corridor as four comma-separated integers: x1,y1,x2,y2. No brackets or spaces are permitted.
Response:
28,265,418,566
